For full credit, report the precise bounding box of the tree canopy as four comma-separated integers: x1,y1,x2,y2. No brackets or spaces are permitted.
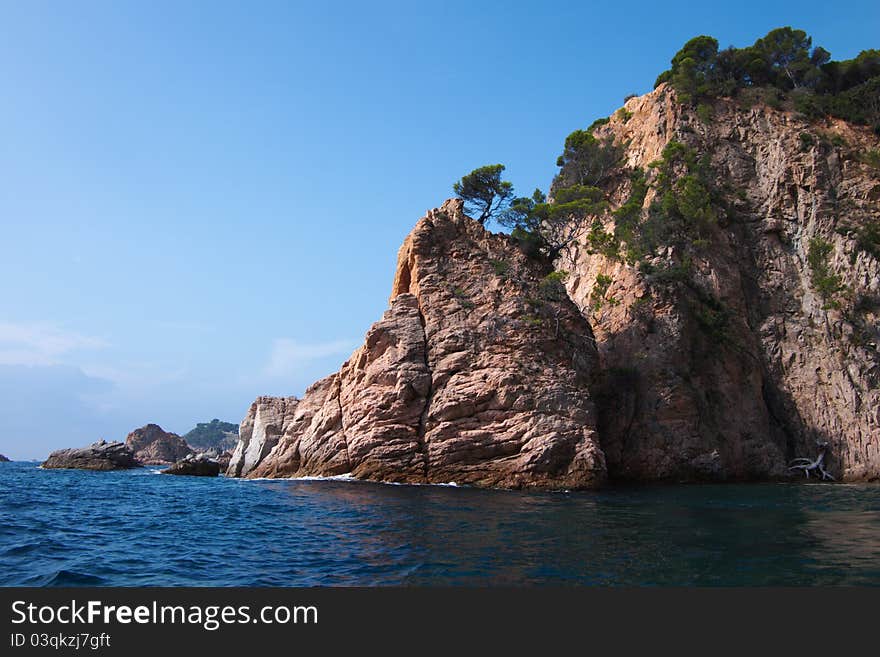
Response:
452,27,876,274
554,130,622,189
499,185,607,261
654,27,880,131
453,164,514,224
494,129,623,261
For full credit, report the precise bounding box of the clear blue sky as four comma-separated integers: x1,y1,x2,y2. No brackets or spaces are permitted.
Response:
1,1,877,459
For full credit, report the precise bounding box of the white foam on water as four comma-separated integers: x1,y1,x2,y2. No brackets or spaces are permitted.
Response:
243,472,355,483
242,473,465,488
290,472,356,482
128,467,164,476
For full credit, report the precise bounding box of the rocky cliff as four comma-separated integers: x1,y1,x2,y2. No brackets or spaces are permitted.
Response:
232,200,605,488
562,85,879,481
230,84,879,487
227,397,298,477
125,424,193,465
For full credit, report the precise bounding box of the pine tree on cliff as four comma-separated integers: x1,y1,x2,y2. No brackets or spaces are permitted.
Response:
453,164,514,224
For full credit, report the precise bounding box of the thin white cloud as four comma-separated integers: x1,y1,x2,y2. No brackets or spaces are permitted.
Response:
80,363,189,388
0,321,107,367
263,338,357,378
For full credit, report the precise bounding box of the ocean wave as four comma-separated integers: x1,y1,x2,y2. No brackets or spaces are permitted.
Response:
25,570,110,587
2,541,44,556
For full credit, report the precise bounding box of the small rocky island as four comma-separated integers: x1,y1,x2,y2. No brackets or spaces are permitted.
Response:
0,454,10,462
162,453,221,477
43,440,138,471
41,422,232,476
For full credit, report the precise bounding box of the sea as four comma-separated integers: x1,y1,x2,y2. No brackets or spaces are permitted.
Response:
1,461,878,586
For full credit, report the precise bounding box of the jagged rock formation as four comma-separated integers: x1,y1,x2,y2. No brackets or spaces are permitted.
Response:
561,84,879,481
125,424,193,465
42,440,137,471
233,200,606,489
0,454,10,462
231,85,879,487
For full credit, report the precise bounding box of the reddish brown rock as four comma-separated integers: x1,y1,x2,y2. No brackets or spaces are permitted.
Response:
125,424,193,466
243,199,606,489
561,84,880,481
231,86,879,488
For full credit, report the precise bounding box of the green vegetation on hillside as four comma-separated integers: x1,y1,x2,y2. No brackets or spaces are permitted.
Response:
578,140,722,274
654,27,880,133
183,419,239,452
451,26,874,334
807,238,846,309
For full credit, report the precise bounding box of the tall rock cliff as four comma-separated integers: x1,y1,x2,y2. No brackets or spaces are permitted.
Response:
561,84,879,481
230,85,879,487
233,199,606,489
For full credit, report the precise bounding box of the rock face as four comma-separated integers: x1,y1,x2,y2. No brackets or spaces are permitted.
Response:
162,453,221,477
196,447,233,470
561,85,879,481
230,86,879,487
0,454,10,462
234,199,606,489
215,450,233,471
125,424,193,465
227,397,299,478
42,440,137,471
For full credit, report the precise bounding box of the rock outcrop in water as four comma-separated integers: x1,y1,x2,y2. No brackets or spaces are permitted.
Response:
42,440,138,471
125,424,193,465
162,453,221,477
230,83,879,487
200,447,232,470
232,199,605,489
0,454,10,462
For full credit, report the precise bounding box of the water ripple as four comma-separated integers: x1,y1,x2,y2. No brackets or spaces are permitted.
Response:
1,462,879,586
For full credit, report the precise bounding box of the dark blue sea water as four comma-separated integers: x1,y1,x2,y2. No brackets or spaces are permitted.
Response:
1,461,879,586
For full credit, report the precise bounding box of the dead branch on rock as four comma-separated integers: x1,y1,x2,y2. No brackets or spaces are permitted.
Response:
789,441,835,480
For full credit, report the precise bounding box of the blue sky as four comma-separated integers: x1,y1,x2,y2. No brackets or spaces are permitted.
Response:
1,1,877,459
